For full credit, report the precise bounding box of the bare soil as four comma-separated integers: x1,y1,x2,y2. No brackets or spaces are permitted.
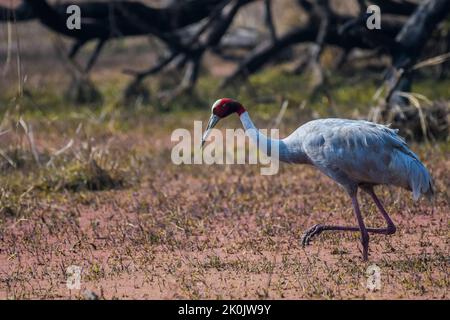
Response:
0,132,448,299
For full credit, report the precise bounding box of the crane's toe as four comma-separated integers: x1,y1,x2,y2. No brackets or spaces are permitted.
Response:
301,224,324,247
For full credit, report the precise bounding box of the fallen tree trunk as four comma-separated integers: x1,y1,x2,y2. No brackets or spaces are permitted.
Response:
19,0,226,41
221,12,405,87
385,0,450,106
376,0,450,141
126,0,256,103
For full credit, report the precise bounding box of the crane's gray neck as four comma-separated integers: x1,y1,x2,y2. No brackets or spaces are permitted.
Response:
239,112,291,163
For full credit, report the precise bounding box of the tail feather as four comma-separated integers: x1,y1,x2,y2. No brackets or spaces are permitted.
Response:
381,125,434,201
409,159,434,201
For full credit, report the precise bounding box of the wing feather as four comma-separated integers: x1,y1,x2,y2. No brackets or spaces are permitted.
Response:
297,118,433,199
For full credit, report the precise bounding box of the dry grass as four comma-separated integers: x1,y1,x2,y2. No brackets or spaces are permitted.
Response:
0,100,448,299
0,13,448,297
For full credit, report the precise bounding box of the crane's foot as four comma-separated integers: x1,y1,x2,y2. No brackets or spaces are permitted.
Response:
301,224,324,247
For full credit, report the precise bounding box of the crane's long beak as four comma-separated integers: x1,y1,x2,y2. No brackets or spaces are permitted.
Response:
201,114,220,148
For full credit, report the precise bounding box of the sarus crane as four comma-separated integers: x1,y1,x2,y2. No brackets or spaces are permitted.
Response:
201,98,434,261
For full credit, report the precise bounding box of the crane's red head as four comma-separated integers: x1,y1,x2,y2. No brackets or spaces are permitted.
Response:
211,98,246,118
201,98,246,148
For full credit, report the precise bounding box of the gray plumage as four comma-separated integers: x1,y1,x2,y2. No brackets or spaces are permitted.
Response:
205,99,435,260
279,118,434,200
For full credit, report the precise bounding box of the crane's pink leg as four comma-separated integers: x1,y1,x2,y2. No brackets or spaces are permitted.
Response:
302,194,370,260
351,195,369,261
364,187,396,235
302,187,396,261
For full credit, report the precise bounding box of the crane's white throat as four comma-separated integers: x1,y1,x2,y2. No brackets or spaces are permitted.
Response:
239,111,290,163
